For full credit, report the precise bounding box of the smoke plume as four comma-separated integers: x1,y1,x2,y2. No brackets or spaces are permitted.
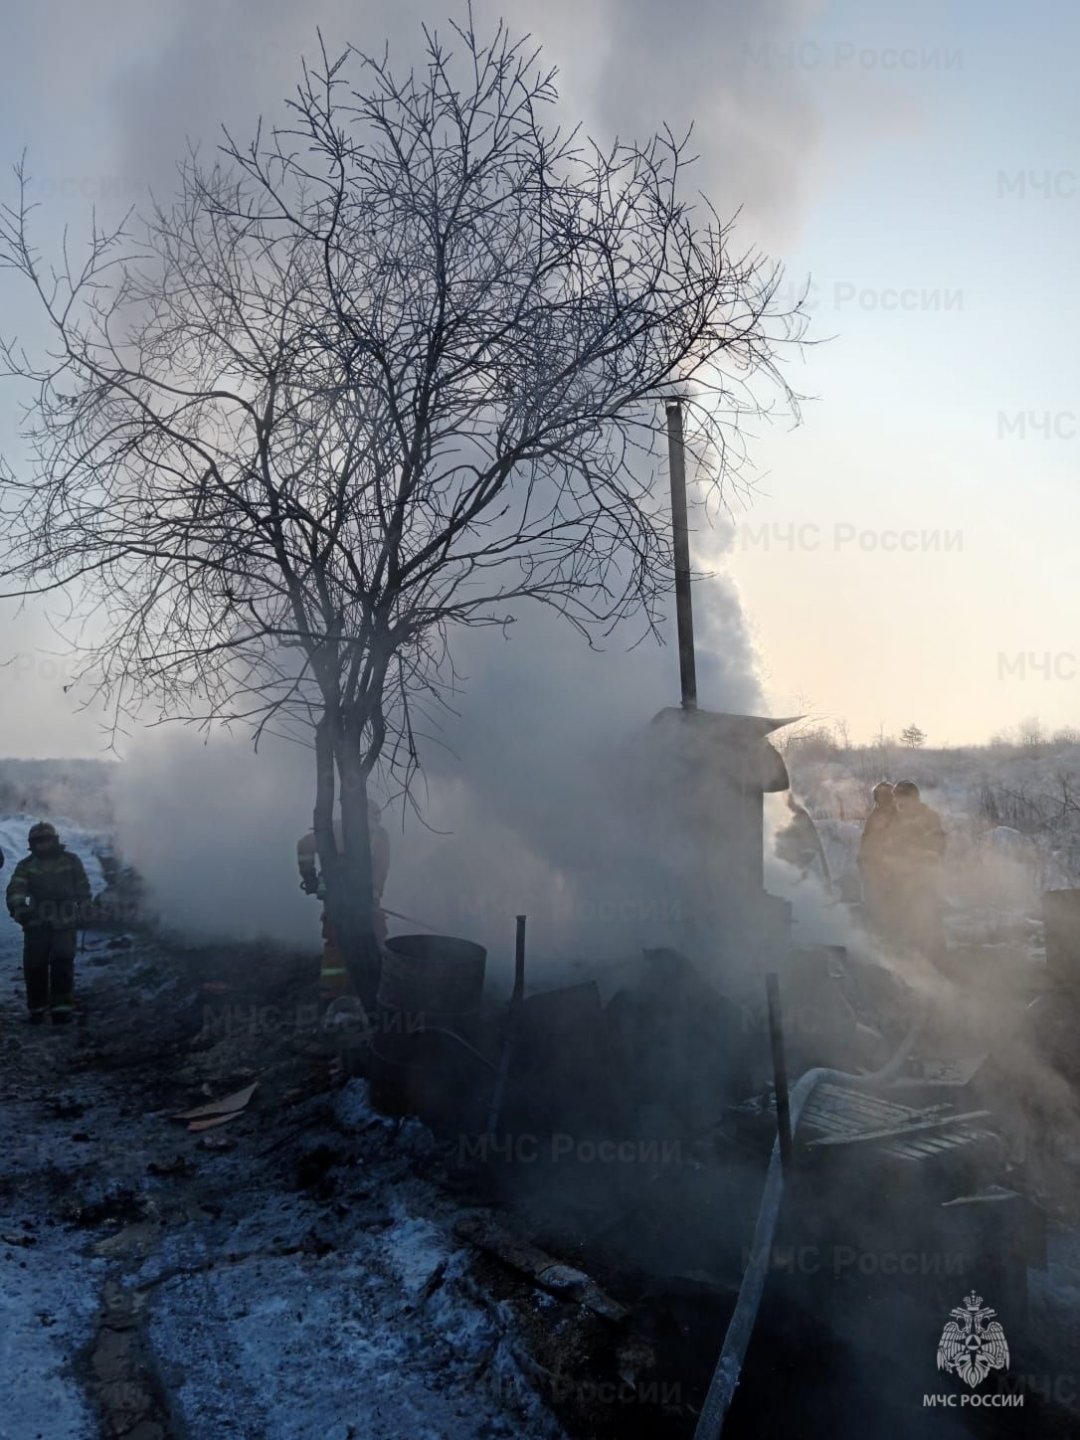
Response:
16,3,821,968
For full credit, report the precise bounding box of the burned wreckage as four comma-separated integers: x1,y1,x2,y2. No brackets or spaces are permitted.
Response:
336,410,1072,1435
356,716,1062,1435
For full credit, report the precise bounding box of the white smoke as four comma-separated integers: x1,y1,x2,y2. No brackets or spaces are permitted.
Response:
111,730,315,945
112,582,763,969
14,3,821,965
105,0,826,249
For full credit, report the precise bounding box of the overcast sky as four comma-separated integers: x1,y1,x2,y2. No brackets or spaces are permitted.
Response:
1,0,1077,753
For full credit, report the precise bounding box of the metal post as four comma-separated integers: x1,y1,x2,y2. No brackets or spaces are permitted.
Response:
765,972,792,1173
513,914,526,1003
665,399,697,710
486,915,527,1140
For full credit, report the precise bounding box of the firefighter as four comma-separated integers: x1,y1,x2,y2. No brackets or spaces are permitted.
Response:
6,822,91,1024
297,807,390,1001
775,792,831,883
885,780,947,958
857,781,898,934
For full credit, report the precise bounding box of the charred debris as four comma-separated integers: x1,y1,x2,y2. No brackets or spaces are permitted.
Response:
348,737,1073,1437
289,402,1078,1436
71,401,1080,1437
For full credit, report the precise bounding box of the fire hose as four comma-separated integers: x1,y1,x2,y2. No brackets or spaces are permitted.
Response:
692,1015,925,1440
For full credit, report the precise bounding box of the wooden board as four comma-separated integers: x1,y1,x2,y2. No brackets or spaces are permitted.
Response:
173,1082,258,1123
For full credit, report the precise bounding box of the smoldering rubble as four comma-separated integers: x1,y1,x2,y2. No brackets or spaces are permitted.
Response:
4,723,1080,1440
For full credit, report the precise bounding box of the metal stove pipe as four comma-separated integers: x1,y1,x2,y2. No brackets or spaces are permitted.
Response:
666,399,697,710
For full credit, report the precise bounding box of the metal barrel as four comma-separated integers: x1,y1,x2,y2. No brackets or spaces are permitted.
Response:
370,934,488,1123
376,933,487,1024
367,1030,440,1118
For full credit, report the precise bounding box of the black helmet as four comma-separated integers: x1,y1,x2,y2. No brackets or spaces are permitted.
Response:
893,780,920,800
28,821,59,847
871,781,894,804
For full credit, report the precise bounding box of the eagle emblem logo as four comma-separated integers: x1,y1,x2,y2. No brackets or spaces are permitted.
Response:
937,1292,1010,1388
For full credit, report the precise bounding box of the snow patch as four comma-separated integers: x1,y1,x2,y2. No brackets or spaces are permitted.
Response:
0,1227,103,1440
382,1205,448,1296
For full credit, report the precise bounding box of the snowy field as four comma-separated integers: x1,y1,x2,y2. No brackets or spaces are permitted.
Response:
776,742,1080,936
783,740,1080,882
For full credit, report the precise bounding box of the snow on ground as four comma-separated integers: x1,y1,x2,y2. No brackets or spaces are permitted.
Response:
0,817,112,1440
127,1081,562,1440
0,838,566,1440
0,1224,103,1440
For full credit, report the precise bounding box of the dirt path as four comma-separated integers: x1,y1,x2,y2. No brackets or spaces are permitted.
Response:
0,931,564,1440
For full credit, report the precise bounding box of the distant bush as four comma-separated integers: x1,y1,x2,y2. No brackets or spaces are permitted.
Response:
777,724,844,763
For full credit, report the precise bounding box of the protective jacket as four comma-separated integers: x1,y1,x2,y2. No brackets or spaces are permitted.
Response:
887,802,946,874
296,815,390,901
858,804,898,871
296,813,391,999
6,846,91,930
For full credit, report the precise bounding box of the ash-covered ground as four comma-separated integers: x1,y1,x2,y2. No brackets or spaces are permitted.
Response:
3,779,1080,1440
0,819,571,1440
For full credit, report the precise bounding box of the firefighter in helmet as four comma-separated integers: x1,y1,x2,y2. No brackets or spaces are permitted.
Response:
297,807,390,1001
6,822,91,1023
886,780,947,958
858,781,898,934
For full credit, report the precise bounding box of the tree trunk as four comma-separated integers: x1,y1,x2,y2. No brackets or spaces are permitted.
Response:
336,743,382,1008
312,714,337,873
312,715,382,1008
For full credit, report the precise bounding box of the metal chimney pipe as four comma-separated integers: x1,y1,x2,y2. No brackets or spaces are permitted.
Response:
665,399,697,709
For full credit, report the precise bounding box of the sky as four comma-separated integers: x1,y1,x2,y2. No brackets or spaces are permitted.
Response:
0,0,1077,756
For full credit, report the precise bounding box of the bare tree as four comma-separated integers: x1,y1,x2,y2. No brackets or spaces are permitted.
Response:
0,17,807,999
900,723,926,749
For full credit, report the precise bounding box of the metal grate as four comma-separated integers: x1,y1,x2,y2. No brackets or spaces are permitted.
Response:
798,1082,992,1163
